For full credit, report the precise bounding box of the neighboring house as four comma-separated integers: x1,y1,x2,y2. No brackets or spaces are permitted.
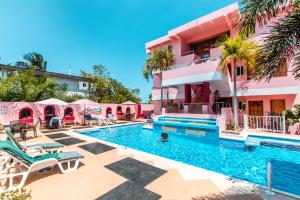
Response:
146,2,300,116
0,64,89,96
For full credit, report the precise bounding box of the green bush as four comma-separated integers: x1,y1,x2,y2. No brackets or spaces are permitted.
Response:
226,122,234,130
0,189,31,200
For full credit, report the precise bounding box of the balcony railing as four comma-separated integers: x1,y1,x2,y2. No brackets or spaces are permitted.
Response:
181,50,194,57
170,55,219,70
163,102,231,115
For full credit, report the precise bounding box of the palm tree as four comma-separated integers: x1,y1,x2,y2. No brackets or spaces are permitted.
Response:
15,52,47,71
218,35,257,130
283,104,300,126
238,0,300,80
143,46,174,114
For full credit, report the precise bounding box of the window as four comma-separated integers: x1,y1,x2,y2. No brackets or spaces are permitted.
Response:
20,108,32,119
274,60,288,77
238,101,246,111
237,66,244,76
82,82,87,87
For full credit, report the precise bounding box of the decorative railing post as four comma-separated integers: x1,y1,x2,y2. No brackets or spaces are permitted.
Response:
243,114,248,130
282,115,286,133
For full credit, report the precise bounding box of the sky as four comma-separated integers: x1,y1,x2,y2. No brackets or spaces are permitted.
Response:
0,0,238,102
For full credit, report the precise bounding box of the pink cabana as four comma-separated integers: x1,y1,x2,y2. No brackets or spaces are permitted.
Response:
71,99,102,124
35,98,68,122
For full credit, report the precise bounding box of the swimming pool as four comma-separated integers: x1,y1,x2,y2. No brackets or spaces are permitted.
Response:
77,124,300,196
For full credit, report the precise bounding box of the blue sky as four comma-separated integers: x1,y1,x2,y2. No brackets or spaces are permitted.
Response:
0,0,238,102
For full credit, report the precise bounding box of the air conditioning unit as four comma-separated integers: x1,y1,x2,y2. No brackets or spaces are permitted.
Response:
79,81,89,90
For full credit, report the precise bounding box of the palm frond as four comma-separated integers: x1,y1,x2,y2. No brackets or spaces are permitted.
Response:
254,10,300,81
142,47,174,81
238,0,290,36
293,52,300,79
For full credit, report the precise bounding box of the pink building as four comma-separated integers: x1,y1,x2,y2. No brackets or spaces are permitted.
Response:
146,2,300,122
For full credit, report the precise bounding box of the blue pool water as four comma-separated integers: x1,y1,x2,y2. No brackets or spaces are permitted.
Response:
77,124,300,196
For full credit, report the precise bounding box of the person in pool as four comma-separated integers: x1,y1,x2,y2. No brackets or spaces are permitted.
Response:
160,132,168,143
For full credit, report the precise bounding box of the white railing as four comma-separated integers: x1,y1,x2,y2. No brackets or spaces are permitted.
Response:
170,56,219,70
181,50,194,57
245,115,285,133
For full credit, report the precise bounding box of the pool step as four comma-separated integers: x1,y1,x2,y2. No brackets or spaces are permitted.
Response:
154,121,217,130
158,117,216,125
245,137,300,151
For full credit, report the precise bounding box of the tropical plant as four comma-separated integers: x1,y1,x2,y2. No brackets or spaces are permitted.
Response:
218,34,257,130
81,65,141,103
283,104,300,126
15,52,47,71
213,89,221,102
238,0,300,80
143,46,174,113
0,189,31,200
0,69,69,102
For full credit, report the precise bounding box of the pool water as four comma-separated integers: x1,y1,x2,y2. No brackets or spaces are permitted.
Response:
77,124,300,196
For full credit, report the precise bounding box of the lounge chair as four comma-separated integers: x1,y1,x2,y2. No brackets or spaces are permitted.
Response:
84,114,99,125
107,114,117,123
0,139,84,191
5,129,63,155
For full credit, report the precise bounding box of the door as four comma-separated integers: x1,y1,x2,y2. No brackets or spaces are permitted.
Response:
270,99,285,115
248,101,263,116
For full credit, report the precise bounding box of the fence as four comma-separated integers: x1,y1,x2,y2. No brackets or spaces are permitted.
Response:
163,102,231,115
245,115,285,133
228,114,285,133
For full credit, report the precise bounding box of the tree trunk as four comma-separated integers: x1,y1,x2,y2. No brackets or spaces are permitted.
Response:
233,60,238,130
160,71,163,114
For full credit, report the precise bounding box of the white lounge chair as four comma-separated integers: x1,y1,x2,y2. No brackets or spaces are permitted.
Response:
0,139,84,191
5,129,63,155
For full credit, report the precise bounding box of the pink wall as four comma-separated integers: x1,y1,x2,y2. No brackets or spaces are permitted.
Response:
236,76,300,91
162,60,220,80
238,94,298,115
153,74,161,88
0,102,152,125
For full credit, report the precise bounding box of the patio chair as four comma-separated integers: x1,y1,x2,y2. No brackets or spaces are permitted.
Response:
38,117,48,130
0,139,84,191
9,120,27,141
5,129,63,155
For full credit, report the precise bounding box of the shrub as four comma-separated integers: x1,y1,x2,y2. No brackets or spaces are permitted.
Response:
0,189,31,200
226,122,234,130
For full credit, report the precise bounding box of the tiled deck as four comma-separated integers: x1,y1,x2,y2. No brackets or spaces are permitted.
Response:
1,125,299,200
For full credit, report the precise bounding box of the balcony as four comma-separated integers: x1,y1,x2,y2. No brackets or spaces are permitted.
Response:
152,87,184,101
236,76,300,96
162,58,225,87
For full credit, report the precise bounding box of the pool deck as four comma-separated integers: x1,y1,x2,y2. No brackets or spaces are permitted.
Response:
1,124,299,200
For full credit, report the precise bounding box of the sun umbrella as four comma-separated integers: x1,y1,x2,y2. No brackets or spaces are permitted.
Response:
72,99,99,105
121,101,137,105
35,98,68,105
71,99,99,125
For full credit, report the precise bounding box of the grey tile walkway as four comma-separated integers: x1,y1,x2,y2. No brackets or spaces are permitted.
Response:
79,142,115,154
55,137,86,146
105,157,167,186
45,133,70,139
95,181,161,200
